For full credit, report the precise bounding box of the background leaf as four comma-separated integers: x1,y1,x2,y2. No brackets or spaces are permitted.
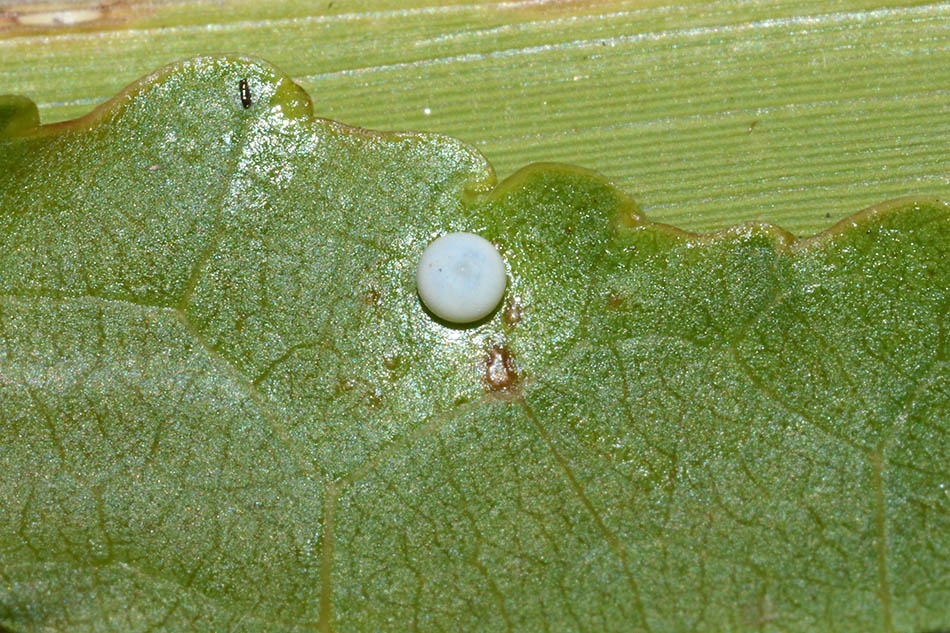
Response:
1,0,949,234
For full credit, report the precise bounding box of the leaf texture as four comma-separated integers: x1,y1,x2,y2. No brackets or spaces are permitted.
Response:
0,56,948,633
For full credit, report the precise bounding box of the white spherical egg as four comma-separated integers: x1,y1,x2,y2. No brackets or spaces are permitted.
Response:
416,232,507,324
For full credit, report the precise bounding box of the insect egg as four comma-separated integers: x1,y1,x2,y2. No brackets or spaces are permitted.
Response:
416,232,507,324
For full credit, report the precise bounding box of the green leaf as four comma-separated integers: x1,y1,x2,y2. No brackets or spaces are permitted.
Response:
1,56,948,633
0,97,39,137
3,1,950,236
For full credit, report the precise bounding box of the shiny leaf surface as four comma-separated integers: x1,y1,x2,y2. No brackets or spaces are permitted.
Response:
0,56,948,633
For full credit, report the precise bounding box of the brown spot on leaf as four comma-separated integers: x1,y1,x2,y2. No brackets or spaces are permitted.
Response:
607,293,625,309
485,345,520,396
748,120,758,133
362,287,381,306
502,297,523,326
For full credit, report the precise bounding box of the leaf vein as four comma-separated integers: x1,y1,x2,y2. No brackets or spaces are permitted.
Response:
519,399,653,633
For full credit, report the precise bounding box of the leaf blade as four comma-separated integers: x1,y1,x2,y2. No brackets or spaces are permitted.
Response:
0,55,948,633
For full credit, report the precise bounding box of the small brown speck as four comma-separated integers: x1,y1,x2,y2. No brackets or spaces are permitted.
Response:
485,345,520,395
383,354,400,371
362,287,381,306
748,120,758,133
825,212,831,218
607,294,625,309
502,297,523,326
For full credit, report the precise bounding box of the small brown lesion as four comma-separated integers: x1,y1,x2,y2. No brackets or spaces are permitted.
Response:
335,376,383,408
501,296,523,327
484,344,521,397
361,287,381,306
607,293,625,309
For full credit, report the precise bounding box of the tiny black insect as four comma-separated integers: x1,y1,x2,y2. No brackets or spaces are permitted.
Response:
239,78,252,108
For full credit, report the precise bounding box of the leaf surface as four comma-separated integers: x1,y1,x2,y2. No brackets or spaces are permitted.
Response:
0,56,948,633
